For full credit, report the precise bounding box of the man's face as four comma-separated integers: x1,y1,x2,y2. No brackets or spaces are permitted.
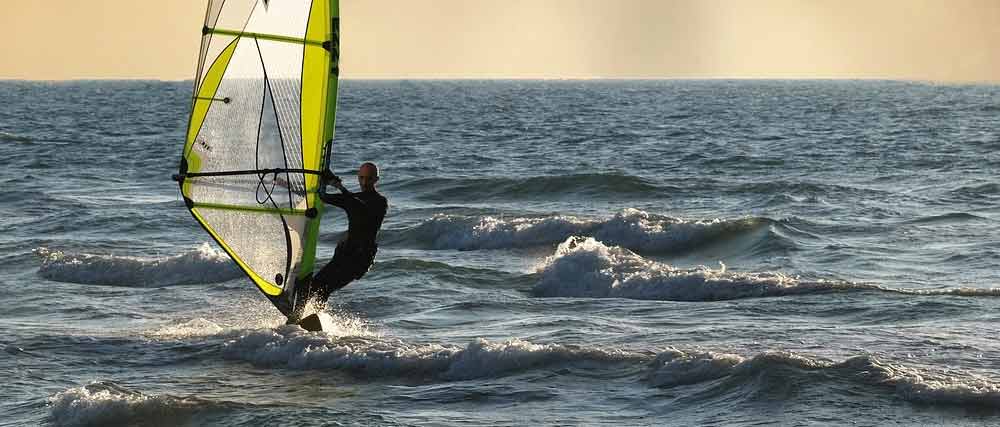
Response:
358,165,378,191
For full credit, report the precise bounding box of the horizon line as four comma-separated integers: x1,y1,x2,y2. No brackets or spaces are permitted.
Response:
2,76,998,85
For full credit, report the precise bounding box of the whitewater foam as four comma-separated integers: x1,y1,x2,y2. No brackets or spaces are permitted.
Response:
35,243,241,287
532,236,871,301
49,381,224,426
223,330,643,380
147,318,227,339
221,325,1000,408
646,348,1000,407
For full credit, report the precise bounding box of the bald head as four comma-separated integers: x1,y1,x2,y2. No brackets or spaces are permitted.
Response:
360,162,379,176
358,162,379,192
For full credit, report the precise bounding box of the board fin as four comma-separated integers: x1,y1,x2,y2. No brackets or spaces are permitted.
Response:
296,312,334,332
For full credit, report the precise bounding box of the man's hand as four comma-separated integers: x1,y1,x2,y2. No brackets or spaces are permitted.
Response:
322,170,346,192
332,177,347,192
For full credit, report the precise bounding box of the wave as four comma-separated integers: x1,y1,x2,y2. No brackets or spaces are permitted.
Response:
732,180,888,198
531,236,867,301
889,287,1000,297
49,381,239,427
701,154,786,168
0,131,32,143
647,348,1000,407
949,183,1000,198
903,212,990,225
385,173,669,201
147,308,378,341
222,323,1000,408
372,258,527,288
35,243,241,287
531,237,1000,301
386,208,768,253
223,328,643,380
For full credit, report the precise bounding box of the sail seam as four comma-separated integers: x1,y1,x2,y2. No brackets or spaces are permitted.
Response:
179,168,324,178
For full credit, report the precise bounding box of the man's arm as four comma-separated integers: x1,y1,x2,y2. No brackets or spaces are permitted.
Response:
319,191,351,208
319,175,362,209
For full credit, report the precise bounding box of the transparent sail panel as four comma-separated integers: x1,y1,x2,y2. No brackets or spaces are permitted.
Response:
245,0,311,39
196,208,306,288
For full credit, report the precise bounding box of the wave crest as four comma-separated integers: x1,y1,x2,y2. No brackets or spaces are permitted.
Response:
35,243,241,287
0,131,32,143
223,330,642,380
839,356,1000,406
648,349,1000,407
49,381,229,426
223,328,1000,408
532,236,867,301
393,208,765,253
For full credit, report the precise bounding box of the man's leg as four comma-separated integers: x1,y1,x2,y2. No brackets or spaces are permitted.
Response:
313,244,379,299
285,275,317,324
312,253,356,301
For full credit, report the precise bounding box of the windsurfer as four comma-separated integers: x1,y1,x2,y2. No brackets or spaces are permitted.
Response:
287,162,387,323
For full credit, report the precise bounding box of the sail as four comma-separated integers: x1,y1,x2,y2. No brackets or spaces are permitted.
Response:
175,0,340,312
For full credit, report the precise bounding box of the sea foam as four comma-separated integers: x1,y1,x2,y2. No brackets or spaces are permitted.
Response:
646,348,1000,406
49,381,225,426
35,243,240,287
221,327,1000,407
223,329,643,380
532,236,870,301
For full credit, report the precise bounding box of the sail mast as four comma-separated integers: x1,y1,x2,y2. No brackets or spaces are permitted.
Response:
297,0,340,282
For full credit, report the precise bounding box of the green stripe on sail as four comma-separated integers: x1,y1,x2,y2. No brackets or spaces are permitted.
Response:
191,202,309,216
206,27,325,47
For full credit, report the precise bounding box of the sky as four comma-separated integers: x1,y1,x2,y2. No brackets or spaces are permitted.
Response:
2,0,998,81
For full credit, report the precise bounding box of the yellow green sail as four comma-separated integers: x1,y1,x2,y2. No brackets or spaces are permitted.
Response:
174,0,340,310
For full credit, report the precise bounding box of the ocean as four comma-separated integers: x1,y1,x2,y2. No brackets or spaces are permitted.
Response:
2,79,999,426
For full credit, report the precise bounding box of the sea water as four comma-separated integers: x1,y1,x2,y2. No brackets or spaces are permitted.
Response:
2,79,999,426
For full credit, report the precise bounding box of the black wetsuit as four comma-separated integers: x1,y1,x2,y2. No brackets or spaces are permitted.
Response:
311,186,387,300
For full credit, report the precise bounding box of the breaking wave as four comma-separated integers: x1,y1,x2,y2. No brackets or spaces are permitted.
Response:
531,237,1000,301
388,208,766,253
223,328,643,380
647,348,1000,407
49,381,237,427
221,325,1000,408
531,236,868,301
35,243,240,287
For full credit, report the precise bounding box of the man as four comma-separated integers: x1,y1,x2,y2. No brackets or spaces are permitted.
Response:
288,162,387,324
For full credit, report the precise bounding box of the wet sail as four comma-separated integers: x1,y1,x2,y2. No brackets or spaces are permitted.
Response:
174,0,340,315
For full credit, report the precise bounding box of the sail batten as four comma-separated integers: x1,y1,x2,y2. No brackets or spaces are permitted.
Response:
176,0,339,310
205,27,326,47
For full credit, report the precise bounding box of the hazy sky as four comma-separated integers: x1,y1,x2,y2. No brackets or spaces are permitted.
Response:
2,0,998,81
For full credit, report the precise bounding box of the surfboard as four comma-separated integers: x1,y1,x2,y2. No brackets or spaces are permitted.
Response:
173,0,341,331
